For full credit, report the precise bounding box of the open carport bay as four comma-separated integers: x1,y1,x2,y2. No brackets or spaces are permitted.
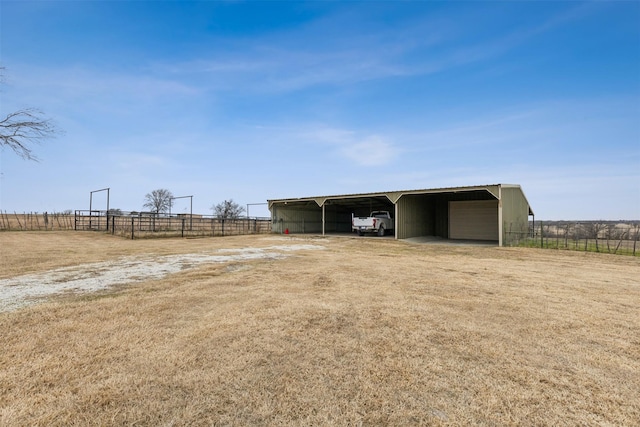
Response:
270,195,394,235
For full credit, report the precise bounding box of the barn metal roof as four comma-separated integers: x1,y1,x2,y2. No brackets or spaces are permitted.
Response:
268,183,534,215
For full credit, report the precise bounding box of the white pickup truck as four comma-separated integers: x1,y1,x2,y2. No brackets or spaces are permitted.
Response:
352,211,394,236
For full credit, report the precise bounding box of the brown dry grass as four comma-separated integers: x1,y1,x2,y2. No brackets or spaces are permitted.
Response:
1,232,639,426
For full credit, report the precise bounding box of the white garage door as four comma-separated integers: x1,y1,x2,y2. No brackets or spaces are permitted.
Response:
449,200,498,241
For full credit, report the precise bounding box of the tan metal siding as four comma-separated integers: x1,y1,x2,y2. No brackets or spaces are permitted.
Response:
449,200,498,241
396,195,432,239
501,187,531,244
272,205,322,234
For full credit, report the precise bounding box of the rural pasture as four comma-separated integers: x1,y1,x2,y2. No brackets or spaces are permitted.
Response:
1,232,639,425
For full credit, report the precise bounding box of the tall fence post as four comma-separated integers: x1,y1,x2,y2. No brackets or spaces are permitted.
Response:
131,217,135,240
181,218,185,238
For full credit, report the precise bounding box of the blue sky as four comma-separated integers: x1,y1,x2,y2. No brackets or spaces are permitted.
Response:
1,1,638,220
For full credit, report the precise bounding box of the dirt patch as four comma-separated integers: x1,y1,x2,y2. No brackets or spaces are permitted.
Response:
0,243,324,312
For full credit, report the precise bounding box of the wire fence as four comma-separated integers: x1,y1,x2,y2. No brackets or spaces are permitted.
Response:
0,211,75,231
511,221,639,256
73,210,272,239
0,210,272,238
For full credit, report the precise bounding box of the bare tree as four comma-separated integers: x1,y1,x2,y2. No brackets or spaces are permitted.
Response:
610,225,629,255
560,222,572,249
583,221,606,252
0,68,60,161
212,199,245,219
605,224,614,253
143,189,173,214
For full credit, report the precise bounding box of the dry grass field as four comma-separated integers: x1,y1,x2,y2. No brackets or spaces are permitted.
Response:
1,231,639,426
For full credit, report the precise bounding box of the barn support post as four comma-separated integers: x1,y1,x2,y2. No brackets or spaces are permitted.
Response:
394,202,399,239
498,186,503,247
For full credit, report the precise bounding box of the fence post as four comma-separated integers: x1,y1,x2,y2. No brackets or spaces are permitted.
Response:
182,218,185,238
540,221,544,248
14,212,23,230
131,216,135,240
112,216,115,235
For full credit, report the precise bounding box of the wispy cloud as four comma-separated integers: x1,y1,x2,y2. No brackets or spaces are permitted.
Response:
149,2,600,95
2,64,199,116
339,135,398,167
397,95,639,159
5,2,599,103
297,126,399,167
